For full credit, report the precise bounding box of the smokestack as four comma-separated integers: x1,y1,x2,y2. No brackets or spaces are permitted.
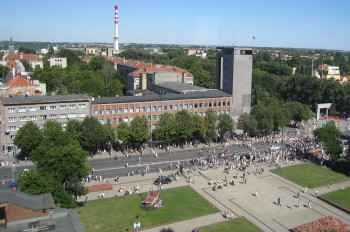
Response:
113,4,119,54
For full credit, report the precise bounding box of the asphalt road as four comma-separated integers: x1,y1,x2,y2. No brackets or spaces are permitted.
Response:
0,143,274,182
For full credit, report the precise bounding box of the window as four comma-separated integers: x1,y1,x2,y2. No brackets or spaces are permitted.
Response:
50,105,56,110
18,107,26,113
60,105,67,109
69,104,76,109
8,108,15,113
223,102,226,106
79,103,86,109
194,104,198,108
9,126,16,131
8,117,16,122
40,106,46,110
209,102,212,107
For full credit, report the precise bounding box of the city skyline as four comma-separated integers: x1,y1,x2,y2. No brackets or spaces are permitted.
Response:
1,0,349,50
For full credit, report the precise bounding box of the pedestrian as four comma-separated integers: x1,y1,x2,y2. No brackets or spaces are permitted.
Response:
307,200,311,209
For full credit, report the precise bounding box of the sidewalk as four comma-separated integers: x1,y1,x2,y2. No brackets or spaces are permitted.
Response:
313,179,350,196
88,142,225,161
78,171,188,202
143,213,227,232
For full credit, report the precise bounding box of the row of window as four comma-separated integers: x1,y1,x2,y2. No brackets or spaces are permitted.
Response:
8,114,87,122
99,111,230,125
95,101,231,116
7,104,87,114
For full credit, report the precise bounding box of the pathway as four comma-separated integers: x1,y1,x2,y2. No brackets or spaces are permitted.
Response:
143,213,227,232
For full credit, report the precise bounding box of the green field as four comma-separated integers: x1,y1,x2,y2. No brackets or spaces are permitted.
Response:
200,217,261,232
76,186,219,232
272,163,348,188
322,187,350,211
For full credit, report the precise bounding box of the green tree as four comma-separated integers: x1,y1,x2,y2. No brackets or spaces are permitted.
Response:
175,110,195,144
89,56,105,71
217,114,234,141
204,110,217,142
285,101,313,125
252,104,274,135
25,121,90,207
0,65,9,77
154,113,177,144
237,113,258,136
269,100,290,131
18,47,36,54
102,122,116,152
129,116,149,147
14,122,42,159
56,49,81,67
116,122,130,145
66,120,82,142
21,60,33,72
18,170,57,195
192,114,206,142
314,121,343,160
80,117,106,154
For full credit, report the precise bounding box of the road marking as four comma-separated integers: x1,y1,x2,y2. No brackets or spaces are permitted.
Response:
94,158,193,172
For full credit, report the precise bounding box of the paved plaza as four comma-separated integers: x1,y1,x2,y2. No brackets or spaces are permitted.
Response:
79,161,350,232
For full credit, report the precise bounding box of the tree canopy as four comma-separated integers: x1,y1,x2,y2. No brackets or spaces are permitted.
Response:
33,54,124,97
14,122,42,159
18,121,90,208
314,121,343,161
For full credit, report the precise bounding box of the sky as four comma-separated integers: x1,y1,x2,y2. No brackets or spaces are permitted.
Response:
0,0,349,50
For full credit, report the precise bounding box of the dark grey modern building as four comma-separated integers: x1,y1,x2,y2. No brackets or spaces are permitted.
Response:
217,47,253,119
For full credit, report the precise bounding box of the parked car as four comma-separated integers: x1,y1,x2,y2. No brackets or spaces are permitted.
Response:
154,176,172,185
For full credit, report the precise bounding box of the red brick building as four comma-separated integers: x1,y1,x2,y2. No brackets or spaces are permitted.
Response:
92,90,232,127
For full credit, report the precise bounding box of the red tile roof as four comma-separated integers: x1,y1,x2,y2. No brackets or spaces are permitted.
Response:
292,216,350,232
8,75,31,88
111,57,193,78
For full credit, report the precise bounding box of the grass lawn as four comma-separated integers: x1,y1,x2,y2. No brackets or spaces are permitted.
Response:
272,163,348,188
200,217,261,232
76,186,219,232
322,187,350,211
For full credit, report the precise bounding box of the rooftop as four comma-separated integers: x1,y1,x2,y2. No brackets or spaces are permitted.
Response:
155,82,210,94
7,75,31,88
93,90,230,105
0,188,55,211
2,94,90,106
111,57,193,78
4,209,84,232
